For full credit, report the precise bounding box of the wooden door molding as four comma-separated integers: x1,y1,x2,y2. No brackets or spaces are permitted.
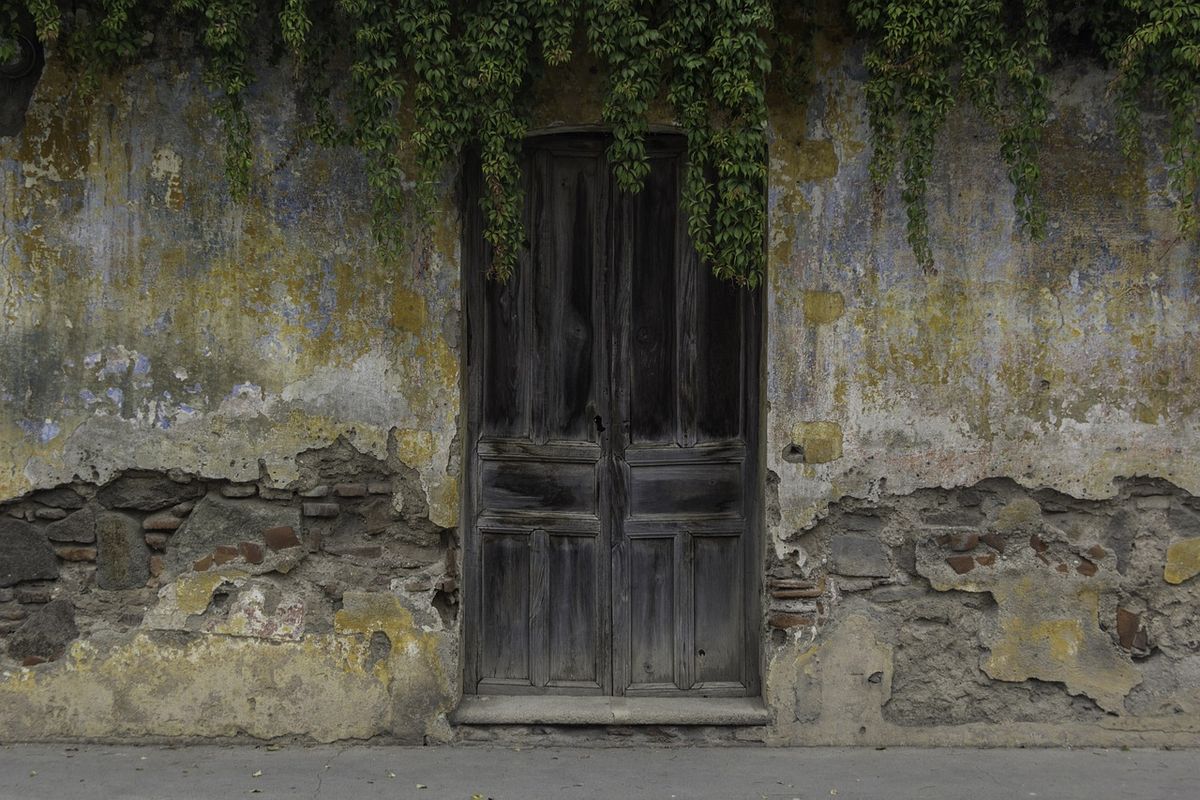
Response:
462,132,762,699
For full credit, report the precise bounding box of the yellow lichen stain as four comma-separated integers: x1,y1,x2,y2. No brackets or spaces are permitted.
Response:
175,570,248,616
393,429,437,469
334,591,444,683
1164,538,1200,585
803,291,845,325
390,288,428,335
790,421,843,464
992,498,1042,532
791,139,840,182
0,631,402,741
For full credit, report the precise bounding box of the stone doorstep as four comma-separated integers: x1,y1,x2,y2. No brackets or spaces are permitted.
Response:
451,695,771,727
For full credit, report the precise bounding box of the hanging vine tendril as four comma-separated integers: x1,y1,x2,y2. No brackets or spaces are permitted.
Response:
5,1,1200,280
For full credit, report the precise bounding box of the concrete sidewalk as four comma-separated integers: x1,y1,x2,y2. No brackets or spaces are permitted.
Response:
0,743,1191,800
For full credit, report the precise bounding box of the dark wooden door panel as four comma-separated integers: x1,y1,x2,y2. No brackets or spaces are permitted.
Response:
465,133,759,699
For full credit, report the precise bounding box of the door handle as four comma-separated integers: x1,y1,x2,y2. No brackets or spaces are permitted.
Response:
594,415,606,433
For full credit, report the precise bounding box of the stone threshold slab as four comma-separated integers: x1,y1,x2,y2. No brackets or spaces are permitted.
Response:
452,695,772,726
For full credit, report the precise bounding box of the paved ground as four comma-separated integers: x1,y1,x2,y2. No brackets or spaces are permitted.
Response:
0,744,1192,799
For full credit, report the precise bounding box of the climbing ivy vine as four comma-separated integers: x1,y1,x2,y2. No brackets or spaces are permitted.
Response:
2,1,1199,278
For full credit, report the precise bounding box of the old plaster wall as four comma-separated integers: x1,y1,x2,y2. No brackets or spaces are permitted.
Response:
0,14,1198,746
761,20,1200,746
0,51,462,742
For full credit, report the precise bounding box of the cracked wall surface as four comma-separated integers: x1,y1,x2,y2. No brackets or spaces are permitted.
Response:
1,6,1198,745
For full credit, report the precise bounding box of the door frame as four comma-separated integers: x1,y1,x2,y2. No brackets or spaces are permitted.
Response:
458,128,765,699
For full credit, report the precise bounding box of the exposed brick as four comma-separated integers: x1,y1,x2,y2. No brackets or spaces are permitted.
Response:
404,576,433,592
238,541,264,564
975,553,996,567
367,482,392,495
937,530,979,552
1086,544,1108,560
768,611,814,629
0,588,12,602
220,484,257,498
945,555,975,574
0,605,28,621
1029,534,1048,553
22,656,47,667
299,485,330,498
143,513,182,531
144,533,169,551
193,555,214,572
258,486,294,501
1055,563,1069,574
1116,608,1140,649
264,526,301,551
333,483,368,498
149,556,165,577
212,545,239,565
54,546,97,562
1076,559,1098,577
326,544,382,559
33,507,68,521
171,501,196,516
14,586,52,604
302,502,340,518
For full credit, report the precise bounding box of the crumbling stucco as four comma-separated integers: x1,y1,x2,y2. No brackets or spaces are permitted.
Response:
2,6,1198,746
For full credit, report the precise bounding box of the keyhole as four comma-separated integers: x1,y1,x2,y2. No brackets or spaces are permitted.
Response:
698,649,706,658
594,415,606,433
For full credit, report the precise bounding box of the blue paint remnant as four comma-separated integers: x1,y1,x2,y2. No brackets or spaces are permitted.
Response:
184,383,201,395
79,389,99,405
39,421,60,443
16,419,60,443
133,354,151,375
99,357,129,378
178,404,196,415
83,352,102,368
106,387,124,407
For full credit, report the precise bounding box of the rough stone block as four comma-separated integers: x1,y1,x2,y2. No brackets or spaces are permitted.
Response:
0,518,59,587
5,599,78,662
96,512,149,589
97,474,204,511
830,533,891,577
28,487,85,510
258,487,294,501
299,485,330,498
334,483,367,498
169,496,302,570
220,484,257,498
303,502,340,518
33,508,67,521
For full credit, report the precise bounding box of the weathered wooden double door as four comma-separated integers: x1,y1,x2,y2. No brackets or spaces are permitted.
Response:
463,133,761,698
